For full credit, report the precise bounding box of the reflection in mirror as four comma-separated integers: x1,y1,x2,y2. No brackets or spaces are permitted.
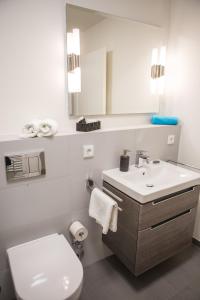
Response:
66,4,166,116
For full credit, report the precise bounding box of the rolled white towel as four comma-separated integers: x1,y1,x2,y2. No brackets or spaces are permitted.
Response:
21,120,41,138
37,119,58,137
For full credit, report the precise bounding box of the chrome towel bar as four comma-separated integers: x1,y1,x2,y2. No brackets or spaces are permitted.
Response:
167,160,200,172
86,178,123,212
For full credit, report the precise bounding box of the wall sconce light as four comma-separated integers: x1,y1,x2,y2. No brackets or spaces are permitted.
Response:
151,46,166,94
151,65,165,79
67,28,81,93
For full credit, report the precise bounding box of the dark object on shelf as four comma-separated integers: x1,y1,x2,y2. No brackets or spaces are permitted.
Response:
78,117,87,124
76,120,101,132
153,160,160,164
120,149,130,172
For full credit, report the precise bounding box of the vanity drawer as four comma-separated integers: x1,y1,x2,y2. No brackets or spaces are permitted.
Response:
102,224,137,274
139,186,199,230
135,208,196,276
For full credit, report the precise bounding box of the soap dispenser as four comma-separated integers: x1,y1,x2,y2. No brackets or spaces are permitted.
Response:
120,150,130,172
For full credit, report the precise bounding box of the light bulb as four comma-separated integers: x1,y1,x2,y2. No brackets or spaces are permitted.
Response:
151,48,158,66
159,46,166,66
72,28,80,55
67,32,73,54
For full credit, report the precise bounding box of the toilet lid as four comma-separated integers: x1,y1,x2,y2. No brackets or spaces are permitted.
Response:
7,234,83,300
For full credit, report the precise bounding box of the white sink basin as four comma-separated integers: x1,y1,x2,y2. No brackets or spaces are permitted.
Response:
103,161,200,203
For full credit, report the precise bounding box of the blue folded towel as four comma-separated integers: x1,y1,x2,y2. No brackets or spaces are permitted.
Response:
151,115,179,125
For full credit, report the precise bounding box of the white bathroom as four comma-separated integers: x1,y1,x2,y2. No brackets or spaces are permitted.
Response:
0,0,200,299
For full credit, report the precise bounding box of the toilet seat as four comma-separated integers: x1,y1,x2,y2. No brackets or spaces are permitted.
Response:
7,234,83,300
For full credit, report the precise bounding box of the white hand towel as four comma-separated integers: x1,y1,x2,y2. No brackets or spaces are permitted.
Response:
89,188,118,234
21,120,41,138
37,119,58,137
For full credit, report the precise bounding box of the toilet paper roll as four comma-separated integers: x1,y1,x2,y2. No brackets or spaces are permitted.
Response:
69,221,88,242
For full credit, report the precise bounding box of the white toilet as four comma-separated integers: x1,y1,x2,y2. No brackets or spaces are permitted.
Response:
7,234,83,300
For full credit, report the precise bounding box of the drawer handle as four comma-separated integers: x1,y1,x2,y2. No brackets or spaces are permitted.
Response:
152,186,196,205
103,187,123,203
151,209,191,229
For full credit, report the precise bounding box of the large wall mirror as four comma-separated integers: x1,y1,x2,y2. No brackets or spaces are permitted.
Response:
66,4,165,116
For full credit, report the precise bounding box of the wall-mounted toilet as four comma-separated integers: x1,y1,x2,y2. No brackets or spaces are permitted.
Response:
7,234,83,300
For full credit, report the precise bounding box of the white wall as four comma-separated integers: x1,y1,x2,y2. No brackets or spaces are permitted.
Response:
75,48,107,115
82,17,162,114
67,0,171,28
0,0,171,135
0,0,68,135
0,125,180,299
166,0,200,240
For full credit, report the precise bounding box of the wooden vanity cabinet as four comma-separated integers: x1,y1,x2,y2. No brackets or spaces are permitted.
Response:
102,181,199,276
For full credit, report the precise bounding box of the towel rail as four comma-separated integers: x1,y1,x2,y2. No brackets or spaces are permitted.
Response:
167,160,200,172
86,178,123,212
102,187,123,203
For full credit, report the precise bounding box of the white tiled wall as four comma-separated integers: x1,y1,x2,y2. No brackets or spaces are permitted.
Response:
0,125,180,299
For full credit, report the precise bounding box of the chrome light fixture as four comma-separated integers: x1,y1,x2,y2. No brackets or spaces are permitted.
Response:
67,28,81,93
151,46,166,94
151,64,165,79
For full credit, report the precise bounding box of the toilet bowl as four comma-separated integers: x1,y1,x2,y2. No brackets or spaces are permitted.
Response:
7,234,83,300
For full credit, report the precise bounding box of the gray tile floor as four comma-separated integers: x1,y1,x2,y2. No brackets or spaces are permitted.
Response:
80,245,200,300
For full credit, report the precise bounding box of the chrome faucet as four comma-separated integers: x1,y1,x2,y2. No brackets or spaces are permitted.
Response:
135,150,150,168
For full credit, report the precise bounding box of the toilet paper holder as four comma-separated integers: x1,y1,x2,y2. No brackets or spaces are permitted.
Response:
69,221,88,260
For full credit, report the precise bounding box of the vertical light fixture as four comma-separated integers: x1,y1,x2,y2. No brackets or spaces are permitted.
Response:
151,48,159,94
67,28,81,93
158,46,166,94
151,46,166,95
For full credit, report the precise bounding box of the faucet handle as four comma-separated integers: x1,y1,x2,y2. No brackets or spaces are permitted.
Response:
136,150,147,155
123,149,131,156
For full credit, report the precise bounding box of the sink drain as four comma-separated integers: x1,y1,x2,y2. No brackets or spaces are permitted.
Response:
146,183,154,188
